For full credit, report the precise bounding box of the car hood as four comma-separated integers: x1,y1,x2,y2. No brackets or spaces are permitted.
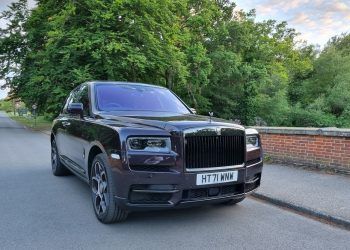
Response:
97,112,245,132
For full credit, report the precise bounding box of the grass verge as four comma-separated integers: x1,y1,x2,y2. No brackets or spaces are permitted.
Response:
10,113,52,131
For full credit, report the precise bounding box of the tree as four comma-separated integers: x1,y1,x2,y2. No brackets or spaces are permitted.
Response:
1,0,348,127
0,0,29,89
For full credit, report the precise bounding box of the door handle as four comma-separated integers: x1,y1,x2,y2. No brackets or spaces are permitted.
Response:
62,121,71,127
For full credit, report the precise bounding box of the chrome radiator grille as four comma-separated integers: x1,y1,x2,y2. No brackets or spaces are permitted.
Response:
184,135,245,170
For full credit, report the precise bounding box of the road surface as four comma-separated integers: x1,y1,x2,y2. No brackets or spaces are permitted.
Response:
0,111,349,249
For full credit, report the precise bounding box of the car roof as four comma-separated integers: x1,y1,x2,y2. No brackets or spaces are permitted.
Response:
85,81,167,89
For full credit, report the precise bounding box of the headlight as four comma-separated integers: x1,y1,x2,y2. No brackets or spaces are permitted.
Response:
246,135,259,148
127,137,171,153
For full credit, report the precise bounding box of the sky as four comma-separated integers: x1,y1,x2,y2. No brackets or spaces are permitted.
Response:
0,86,7,99
1,0,349,99
235,0,350,46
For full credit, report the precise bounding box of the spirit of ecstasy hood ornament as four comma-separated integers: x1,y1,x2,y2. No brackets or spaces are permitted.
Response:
209,112,214,123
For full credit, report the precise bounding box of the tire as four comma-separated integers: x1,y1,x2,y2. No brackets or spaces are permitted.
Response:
51,139,70,176
90,153,128,223
221,196,245,205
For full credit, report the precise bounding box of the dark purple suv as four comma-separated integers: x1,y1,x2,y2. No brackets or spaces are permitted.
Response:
51,81,263,223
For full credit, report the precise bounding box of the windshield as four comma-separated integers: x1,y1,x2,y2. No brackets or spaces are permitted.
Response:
95,84,191,114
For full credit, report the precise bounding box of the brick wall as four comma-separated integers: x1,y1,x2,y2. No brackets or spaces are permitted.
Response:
254,127,350,170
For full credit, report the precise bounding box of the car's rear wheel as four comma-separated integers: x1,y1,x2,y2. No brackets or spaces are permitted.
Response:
90,153,128,223
221,196,245,205
51,139,70,176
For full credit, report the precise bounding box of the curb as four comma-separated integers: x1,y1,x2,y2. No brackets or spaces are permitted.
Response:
40,130,51,136
23,126,51,136
251,192,350,231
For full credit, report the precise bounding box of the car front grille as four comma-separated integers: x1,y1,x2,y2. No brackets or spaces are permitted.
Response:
182,184,245,200
184,135,245,170
129,192,172,204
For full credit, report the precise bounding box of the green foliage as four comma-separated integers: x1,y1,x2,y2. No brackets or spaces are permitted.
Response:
10,114,52,130
0,0,28,91
0,0,349,127
283,105,337,127
0,99,13,113
289,33,350,127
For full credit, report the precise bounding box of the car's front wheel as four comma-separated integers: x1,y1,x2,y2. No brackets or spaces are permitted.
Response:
51,139,70,176
90,153,128,223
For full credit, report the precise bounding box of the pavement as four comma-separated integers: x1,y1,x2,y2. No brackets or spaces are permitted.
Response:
0,110,349,249
253,164,350,229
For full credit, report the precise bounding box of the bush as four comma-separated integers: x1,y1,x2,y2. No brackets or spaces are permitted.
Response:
0,100,13,113
285,106,338,127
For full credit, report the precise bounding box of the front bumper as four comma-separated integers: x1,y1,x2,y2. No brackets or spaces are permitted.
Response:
112,161,263,211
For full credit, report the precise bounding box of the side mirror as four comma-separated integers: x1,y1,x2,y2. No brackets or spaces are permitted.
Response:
190,108,197,114
67,103,83,118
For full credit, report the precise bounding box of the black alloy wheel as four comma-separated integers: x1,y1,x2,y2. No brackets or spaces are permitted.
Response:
51,139,70,176
90,154,128,223
91,161,109,216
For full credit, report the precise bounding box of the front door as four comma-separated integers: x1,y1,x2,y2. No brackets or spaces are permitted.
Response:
64,84,90,175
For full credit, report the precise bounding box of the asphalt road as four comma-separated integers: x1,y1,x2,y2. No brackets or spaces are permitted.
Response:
0,111,349,250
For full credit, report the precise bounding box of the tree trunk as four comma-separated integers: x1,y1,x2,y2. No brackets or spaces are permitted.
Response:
165,68,174,90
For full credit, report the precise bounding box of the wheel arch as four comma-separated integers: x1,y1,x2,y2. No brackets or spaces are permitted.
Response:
50,133,55,143
87,144,105,181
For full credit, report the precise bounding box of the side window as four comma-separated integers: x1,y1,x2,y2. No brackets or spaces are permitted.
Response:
80,86,90,116
73,85,90,117
62,92,74,114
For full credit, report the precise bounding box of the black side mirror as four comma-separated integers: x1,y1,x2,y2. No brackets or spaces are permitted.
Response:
67,103,83,118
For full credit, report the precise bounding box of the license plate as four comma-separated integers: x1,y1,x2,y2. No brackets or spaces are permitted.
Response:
196,170,238,186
